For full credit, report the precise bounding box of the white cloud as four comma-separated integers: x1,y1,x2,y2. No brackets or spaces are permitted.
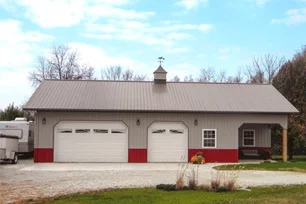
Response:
177,0,208,10
69,42,149,73
167,63,199,79
0,19,53,109
167,47,191,53
272,7,306,25
0,0,154,28
83,21,212,47
85,5,155,20
0,19,53,68
0,69,33,109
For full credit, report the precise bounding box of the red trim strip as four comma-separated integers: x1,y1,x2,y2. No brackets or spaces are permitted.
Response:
189,149,238,163
34,148,53,162
128,149,147,163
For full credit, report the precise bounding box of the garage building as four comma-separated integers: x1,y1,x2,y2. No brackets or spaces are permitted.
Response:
23,66,298,163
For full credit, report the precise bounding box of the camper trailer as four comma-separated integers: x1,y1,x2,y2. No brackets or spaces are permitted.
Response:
0,118,34,155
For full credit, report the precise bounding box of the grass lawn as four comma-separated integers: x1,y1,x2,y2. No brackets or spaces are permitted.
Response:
26,185,306,204
215,155,306,172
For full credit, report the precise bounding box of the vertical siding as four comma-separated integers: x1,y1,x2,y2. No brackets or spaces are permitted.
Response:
36,111,287,149
239,124,271,147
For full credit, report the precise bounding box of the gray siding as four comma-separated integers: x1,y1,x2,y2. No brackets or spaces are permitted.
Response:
35,111,287,150
239,124,271,147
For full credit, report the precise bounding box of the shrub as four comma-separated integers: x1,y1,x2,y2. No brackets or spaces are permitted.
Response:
156,184,176,191
211,171,221,191
176,163,188,189
197,184,211,191
187,165,199,190
260,150,271,160
216,186,228,192
224,179,236,191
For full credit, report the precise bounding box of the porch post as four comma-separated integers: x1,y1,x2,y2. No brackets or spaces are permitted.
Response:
282,129,288,162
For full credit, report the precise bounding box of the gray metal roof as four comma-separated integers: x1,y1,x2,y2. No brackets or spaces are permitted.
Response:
23,80,299,113
153,66,167,74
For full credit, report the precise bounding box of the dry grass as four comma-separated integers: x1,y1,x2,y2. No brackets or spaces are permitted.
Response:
187,165,199,190
211,171,222,191
176,162,188,189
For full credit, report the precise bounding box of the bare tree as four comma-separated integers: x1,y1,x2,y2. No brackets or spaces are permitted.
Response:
29,44,95,87
245,54,285,84
183,75,194,82
232,68,243,83
122,69,134,80
133,74,147,81
217,70,227,82
198,66,216,82
171,76,180,82
101,66,147,81
102,66,122,80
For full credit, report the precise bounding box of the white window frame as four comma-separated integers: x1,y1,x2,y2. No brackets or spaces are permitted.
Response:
242,129,255,147
202,129,217,148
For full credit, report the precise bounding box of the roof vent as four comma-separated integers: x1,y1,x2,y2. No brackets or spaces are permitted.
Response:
153,65,167,84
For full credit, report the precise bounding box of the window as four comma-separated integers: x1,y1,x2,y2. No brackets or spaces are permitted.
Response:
111,129,125,134
93,129,108,133
243,130,255,146
170,129,184,134
202,129,217,148
75,129,90,133
152,129,166,134
57,129,72,133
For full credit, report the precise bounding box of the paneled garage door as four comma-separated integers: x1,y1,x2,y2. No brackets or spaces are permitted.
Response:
54,121,128,162
148,122,188,162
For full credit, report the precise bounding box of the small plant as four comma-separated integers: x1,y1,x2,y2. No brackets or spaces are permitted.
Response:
156,184,176,191
187,165,199,190
260,150,271,160
211,171,221,191
197,184,211,191
216,186,228,192
176,162,188,190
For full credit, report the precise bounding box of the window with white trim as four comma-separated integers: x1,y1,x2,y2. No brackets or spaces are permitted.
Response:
202,129,217,148
243,130,255,146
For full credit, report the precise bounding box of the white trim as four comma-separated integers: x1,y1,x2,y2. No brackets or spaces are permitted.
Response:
202,129,217,148
242,129,255,147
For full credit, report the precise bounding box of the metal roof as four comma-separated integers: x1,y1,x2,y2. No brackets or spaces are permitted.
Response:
23,80,299,113
153,66,167,74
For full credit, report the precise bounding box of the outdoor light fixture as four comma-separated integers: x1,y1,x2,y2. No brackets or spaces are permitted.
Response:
194,119,198,126
136,119,140,126
42,118,46,124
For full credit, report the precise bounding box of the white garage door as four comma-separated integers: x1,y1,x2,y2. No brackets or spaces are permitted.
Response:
54,121,128,162
148,122,188,162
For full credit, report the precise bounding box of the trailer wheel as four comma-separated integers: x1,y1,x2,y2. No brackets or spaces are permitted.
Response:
12,153,18,164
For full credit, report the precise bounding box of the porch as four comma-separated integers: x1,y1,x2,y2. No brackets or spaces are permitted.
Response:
238,123,288,162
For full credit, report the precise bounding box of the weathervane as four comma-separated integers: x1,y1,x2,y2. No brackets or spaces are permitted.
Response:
157,56,165,66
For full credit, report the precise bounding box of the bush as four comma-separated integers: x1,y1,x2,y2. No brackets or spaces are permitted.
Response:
216,186,228,192
156,184,176,191
260,150,271,160
197,184,211,191
187,166,199,190
176,163,188,189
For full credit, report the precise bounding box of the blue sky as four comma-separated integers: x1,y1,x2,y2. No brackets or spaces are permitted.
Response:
0,0,306,110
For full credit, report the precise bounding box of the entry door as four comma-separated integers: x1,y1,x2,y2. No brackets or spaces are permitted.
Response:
148,122,188,162
54,121,128,162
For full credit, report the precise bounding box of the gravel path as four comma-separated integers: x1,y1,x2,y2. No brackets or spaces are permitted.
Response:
1,160,306,204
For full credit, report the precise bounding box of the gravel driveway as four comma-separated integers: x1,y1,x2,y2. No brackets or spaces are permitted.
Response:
1,159,306,204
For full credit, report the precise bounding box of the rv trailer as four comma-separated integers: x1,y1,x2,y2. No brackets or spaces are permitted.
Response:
0,118,34,155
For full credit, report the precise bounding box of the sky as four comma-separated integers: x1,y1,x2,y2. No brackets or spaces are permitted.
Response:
0,0,306,110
